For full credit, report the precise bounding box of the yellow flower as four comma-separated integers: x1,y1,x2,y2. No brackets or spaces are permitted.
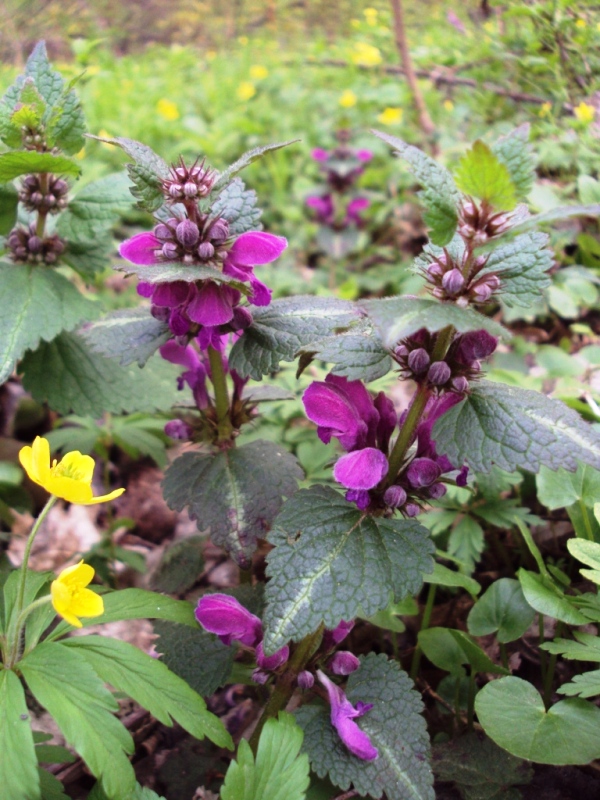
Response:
539,101,552,118
364,7,378,26
237,81,256,101
574,102,596,123
19,437,125,505
51,561,104,628
250,65,268,80
351,42,382,66
238,36,249,45
377,107,403,125
339,89,358,108
443,100,454,111
483,20,495,32
576,19,587,29
156,98,180,121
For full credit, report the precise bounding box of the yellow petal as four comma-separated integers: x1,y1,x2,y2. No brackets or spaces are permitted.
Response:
18,446,38,485
71,587,104,618
59,609,83,628
56,560,95,588
31,437,51,483
44,475,94,504
50,578,72,614
85,487,126,505
56,451,95,483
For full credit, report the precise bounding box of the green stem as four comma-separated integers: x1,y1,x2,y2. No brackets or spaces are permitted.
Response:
499,642,509,670
239,567,253,585
538,613,548,705
543,621,563,708
207,345,233,442
8,595,53,666
467,669,476,730
579,500,595,541
410,583,436,681
248,626,324,753
36,173,49,238
14,496,56,626
515,519,549,578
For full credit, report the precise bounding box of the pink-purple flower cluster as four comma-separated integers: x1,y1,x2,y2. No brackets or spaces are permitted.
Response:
195,594,377,760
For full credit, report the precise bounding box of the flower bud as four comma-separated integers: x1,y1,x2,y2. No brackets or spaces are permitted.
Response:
441,268,465,296
176,219,200,248
405,503,421,517
164,419,192,440
169,184,183,199
231,306,253,330
428,482,447,499
383,485,408,508
471,282,492,303
329,651,360,675
198,241,215,260
183,181,198,197
256,641,289,671
451,376,469,393
161,242,179,260
298,670,315,689
252,669,270,685
322,620,354,650
456,330,498,364
209,218,230,242
426,262,444,280
428,361,451,385
27,235,42,254
407,348,430,375
150,305,170,322
154,223,172,241
406,457,442,488
395,344,409,359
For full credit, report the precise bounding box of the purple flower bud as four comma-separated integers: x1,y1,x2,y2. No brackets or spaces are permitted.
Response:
150,304,170,322
169,308,191,336
451,376,469,393
428,361,451,385
176,220,200,248
383,485,408,508
456,330,498,364
183,181,198,197
405,503,421,517
470,282,492,303
407,348,430,375
298,670,315,689
329,651,360,675
256,641,289,671
195,594,262,647
428,482,447,499
442,268,465,296
169,184,183,199
345,489,371,510
209,218,230,242
198,241,215,260
162,242,179,260
164,419,192,440
395,344,409,359
322,620,355,650
456,465,469,487
154,223,172,241
231,306,253,330
252,669,270,685
27,235,42,254
406,457,442,488
426,262,444,280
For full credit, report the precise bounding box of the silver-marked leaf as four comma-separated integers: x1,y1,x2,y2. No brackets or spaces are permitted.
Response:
477,232,552,307
57,172,133,241
263,485,434,653
491,124,535,201
212,177,262,235
214,140,299,190
297,322,392,382
162,440,303,569
81,308,170,367
360,297,507,349
432,380,600,474
229,296,358,380
296,653,434,800
0,151,81,182
115,261,248,293
373,130,459,246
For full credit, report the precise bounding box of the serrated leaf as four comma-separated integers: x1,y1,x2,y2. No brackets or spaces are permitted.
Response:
360,296,507,349
23,42,67,111
81,307,170,367
536,463,600,510
229,296,363,379
557,670,600,699
297,322,392,382
0,263,99,384
540,631,600,661
214,140,299,191
153,620,235,697
467,578,535,643
62,636,232,749
0,152,81,182
263,485,434,653
89,136,169,212
491,124,535,201
296,653,434,800
432,732,533,800
475,676,600,765
57,172,133,241
418,628,508,676
212,177,262,235
454,141,516,211
115,260,247,291
477,232,552,307
432,380,600,475
517,569,588,625
150,536,204,594
19,331,180,416
221,712,309,800
567,539,600,585
62,234,113,279
19,641,136,799
162,440,303,568
372,130,459,246
448,516,484,573
0,183,18,235
0,669,39,800
45,82,86,156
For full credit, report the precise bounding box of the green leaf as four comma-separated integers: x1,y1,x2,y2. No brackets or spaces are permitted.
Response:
0,669,39,800
263,485,434,653
297,322,392,382
221,712,309,800
36,743,76,764
0,152,80,182
150,536,204,594
478,232,552,308
80,307,170,368
507,204,600,237
229,295,358,380
372,130,459,246
20,331,180,416
454,141,516,211
0,183,18,235
432,380,600,475
212,177,262,235
39,768,70,800
296,653,434,800
89,136,169,212
57,172,133,241
62,234,113,279
424,562,481,597
491,124,536,201
418,628,508,676
153,619,235,696
2,568,51,636
475,676,600,765
364,595,418,633
214,140,299,190
467,578,535,643
540,631,600,661
19,641,136,799
557,670,600,699
578,176,600,205
448,515,485,573
115,260,246,290
517,569,588,625
0,263,98,384
162,440,303,569
536,463,600,510
432,731,533,800
62,636,232,749
360,297,507,349
24,42,69,110
567,539,600,584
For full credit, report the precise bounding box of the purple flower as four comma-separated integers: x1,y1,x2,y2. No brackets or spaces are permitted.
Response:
306,194,334,225
317,670,378,761
187,281,241,326
346,197,370,225
329,651,360,675
406,457,442,489
223,231,287,307
256,641,289,671
312,148,329,162
159,340,209,409
195,594,262,647
323,620,355,650
298,670,315,689
455,330,498,366
333,448,388,490
303,375,377,451
356,149,373,162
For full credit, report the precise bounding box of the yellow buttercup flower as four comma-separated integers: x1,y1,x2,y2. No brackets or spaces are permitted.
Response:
351,42,382,66
576,19,587,29
156,98,180,121
377,107,403,125
250,65,268,80
539,101,552,118
19,437,125,505
574,102,595,123
237,81,256,101
51,561,104,628
339,89,358,108
443,100,454,111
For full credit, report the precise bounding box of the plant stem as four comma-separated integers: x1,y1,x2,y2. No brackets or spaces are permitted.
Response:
36,173,49,238
538,613,548,706
410,583,436,681
8,595,53,666
515,519,549,578
467,668,476,730
499,642,509,670
543,621,563,708
207,345,233,442
239,567,253,585
579,499,595,541
15,496,56,623
248,625,324,753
